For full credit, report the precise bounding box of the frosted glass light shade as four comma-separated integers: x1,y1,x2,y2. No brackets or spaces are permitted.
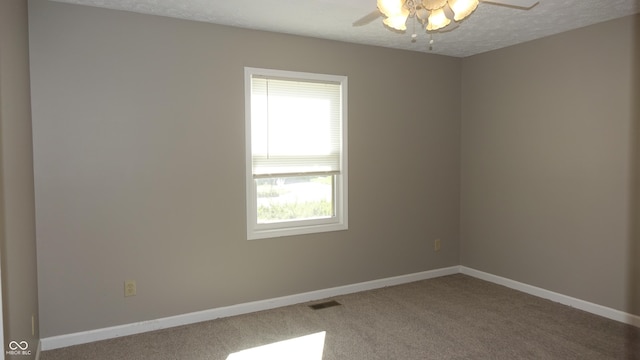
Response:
448,0,479,21
383,7,410,30
426,8,451,30
377,0,405,17
421,0,447,10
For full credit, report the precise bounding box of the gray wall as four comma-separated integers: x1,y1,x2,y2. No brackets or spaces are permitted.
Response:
28,0,461,337
29,0,639,340
0,0,40,356
461,15,640,315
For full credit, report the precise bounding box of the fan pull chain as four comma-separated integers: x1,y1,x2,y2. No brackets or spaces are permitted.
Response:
411,17,418,42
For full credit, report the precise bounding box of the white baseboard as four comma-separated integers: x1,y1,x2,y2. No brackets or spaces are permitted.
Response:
460,266,640,328
40,265,640,351
40,266,459,351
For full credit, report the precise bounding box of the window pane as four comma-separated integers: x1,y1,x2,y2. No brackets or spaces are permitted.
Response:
256,175,334,224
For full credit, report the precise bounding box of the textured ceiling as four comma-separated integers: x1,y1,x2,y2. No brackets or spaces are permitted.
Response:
51,0,640,57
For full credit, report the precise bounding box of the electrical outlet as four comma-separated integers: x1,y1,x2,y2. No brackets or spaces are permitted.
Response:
434,239,441,252
124,280,137,297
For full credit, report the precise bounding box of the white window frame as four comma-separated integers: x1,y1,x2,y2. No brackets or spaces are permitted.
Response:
244,67,348,240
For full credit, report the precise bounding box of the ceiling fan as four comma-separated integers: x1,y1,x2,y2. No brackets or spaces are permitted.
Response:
354,0,539,35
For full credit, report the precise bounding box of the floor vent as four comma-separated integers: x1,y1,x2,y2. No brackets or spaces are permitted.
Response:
309,300,341,310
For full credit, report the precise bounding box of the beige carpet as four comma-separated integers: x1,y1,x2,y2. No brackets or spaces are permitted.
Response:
40,274,640,359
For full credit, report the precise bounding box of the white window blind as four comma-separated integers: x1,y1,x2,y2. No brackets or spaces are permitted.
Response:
250,76,343,178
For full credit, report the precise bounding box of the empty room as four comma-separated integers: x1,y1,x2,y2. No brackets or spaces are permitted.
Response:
0,0,639,359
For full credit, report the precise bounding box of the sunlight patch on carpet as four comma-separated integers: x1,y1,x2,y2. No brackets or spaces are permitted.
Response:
226,331,326,360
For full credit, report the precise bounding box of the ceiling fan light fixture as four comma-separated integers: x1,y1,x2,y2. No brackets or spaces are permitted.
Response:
426,8,451,31
421,0,448,10
448,0,479,21
377,0,406,18
383,8,410,30
416,7,429,20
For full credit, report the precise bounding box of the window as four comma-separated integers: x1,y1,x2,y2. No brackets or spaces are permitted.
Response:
244,67,348,240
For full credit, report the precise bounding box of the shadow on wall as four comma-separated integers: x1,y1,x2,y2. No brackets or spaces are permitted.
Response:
627,13,640,356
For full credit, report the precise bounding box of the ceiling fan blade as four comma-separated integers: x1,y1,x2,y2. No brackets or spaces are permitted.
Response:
480,0,539,9
353,10,381,27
